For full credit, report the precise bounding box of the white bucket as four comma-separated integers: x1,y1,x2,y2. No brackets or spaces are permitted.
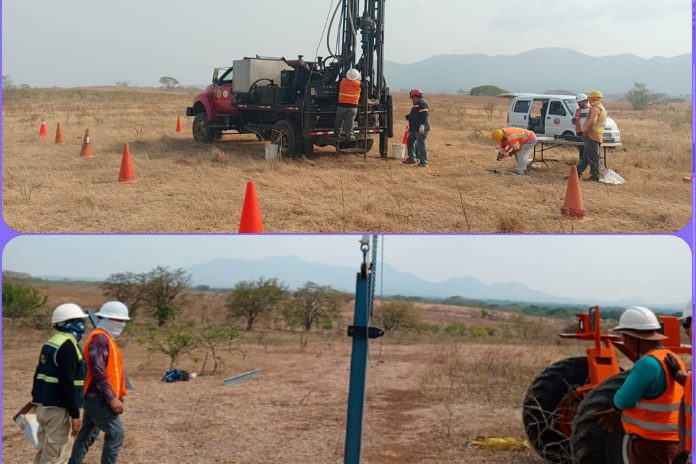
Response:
392,144,405,160
264,143,279,160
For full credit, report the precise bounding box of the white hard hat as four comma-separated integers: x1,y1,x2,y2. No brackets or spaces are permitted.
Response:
576,93,588,102
346,68,361,81
95,301,131,321
51,303,87,324
613,306,662,331
681,299,692,320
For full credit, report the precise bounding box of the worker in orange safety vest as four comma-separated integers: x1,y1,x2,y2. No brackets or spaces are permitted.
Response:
491,127,537,175
576,90,607,181
334,68,366,140
69,302,130,464
596,306,685,464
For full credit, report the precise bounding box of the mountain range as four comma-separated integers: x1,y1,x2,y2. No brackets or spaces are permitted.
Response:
383,48,690,96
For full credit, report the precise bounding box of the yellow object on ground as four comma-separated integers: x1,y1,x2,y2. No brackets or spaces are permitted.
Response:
468,437,529,451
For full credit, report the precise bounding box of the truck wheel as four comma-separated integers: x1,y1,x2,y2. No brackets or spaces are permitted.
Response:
571,371,630,464
522,357,589,464
273,120,302,157
193,113,216,143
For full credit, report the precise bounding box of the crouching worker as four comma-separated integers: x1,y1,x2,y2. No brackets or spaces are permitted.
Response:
491,127,537,175
69,302,130,464
32,303,88,464
334,68,363,140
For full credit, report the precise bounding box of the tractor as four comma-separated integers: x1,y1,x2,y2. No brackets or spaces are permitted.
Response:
522,306,691,464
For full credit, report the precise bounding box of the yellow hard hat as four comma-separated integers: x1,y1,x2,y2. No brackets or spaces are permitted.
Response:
589,90,603,99
491,129,504,142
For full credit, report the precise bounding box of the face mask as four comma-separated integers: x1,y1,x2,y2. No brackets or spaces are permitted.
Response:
58,320,86,342
99,319,126,338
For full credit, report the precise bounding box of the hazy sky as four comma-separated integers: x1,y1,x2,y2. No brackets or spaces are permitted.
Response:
2,235,691,304
2,0,690,87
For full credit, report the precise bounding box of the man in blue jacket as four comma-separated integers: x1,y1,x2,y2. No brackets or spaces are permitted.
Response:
404,89,430,167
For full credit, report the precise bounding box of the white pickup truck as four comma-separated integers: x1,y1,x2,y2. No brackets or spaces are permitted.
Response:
500,93,621,144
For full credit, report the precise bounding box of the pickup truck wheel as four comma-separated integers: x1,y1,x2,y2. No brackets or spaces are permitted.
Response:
193,113,216,143
272,120,302,157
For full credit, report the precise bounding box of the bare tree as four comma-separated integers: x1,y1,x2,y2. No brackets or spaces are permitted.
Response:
285,282,347,332
101,272,149,319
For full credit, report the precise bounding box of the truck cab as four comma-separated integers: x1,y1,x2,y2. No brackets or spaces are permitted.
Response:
502,93,621,143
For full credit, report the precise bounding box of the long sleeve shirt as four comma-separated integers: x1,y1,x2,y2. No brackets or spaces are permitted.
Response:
614,351,668,410
407,99,430,132
85,333,117,402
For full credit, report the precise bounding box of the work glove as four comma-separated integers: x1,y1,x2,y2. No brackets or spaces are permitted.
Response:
594,406,621,432
405,114,410,121
672,451,690,464
418,125,425,135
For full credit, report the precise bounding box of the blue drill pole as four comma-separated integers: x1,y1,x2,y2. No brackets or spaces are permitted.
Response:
344,267,371,464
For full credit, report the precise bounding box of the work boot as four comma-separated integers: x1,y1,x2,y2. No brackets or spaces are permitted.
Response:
416,163,428,168
403,158,417,165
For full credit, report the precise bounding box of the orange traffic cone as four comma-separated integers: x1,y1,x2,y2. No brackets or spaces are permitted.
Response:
561,166,587,219
175,115,184,133
238,180,264,233
54,122,65,144
38,118,49,138
118,143,136,183
80,129,93,157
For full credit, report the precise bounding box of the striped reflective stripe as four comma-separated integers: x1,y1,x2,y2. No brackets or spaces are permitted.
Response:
339,92,360,98
418,109,428,112
622,415,678,432
635,401,681,412
36,373,85,387
36,374,59,383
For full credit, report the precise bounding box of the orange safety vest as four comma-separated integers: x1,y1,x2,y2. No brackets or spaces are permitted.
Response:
83,328,126,400
584,102,607,143
500,127,535,152
622,349,685,441
685,371,692,451
338,78,361,106
574,107,589,134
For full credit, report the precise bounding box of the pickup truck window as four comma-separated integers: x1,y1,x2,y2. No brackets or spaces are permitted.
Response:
513,100,530,113
218,68,234,84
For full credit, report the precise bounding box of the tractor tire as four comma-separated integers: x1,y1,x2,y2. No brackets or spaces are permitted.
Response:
273,120,302,157
522,357,589,464
571,371,630,464
192,112,217,143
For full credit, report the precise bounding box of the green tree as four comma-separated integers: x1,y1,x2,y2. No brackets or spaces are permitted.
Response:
144,266,190,326
625,82,651,110
101,272,149,320
469,85,508,96
2,281,48,327
142,321,198,369
374,301,421,332
159,76,180,89
226,277,288,330
285,282,347,332
2,75,15,90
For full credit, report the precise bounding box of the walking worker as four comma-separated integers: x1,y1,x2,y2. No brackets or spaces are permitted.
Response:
69,301,130,464
577,90,607,181
572,93,590,160
403,88,430,167
596,306,684,464
334,68,363,140
32,303,88,464
491,127,537,175
664,301,693,464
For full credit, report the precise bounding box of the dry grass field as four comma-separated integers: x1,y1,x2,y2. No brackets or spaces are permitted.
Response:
2,88,692,233
3,283,584,463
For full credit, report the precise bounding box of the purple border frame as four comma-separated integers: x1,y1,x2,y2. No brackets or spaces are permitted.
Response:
0,0,694,459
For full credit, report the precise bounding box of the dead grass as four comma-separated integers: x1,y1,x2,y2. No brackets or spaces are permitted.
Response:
2,282,577,463
2,88,691,233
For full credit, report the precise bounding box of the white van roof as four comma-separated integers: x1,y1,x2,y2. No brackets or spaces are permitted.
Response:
499,92,576,100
